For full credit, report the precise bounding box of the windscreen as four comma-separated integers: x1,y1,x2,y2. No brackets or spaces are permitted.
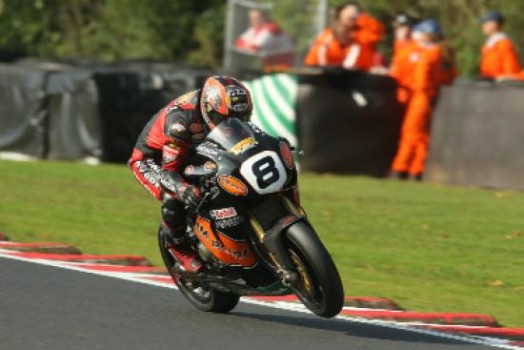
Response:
206,118,256,151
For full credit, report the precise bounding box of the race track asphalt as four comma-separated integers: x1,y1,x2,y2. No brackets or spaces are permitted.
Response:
0,257,494,350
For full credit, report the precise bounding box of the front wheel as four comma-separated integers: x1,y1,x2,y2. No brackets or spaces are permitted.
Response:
158,231,240,313
284,221,344,318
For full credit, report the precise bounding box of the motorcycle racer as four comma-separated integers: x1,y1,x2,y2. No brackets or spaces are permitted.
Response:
129,76,253,273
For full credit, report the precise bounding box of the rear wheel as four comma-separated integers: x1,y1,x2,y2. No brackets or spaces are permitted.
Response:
284,221,344,318
158,231,239,313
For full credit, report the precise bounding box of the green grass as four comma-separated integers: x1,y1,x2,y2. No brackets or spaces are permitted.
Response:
0,160,523,327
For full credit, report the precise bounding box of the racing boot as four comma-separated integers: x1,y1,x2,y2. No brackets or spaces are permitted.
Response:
162,223,203,273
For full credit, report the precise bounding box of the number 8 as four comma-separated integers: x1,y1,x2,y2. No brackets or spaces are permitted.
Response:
252,156,279,189
240,151,287,194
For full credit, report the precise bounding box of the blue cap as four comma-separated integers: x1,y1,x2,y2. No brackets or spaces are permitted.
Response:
413,19,442,36
480,11,504,24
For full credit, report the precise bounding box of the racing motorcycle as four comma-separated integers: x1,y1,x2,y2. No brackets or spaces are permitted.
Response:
158,118,344,318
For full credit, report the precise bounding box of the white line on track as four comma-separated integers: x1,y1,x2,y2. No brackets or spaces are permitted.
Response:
0,250,520,350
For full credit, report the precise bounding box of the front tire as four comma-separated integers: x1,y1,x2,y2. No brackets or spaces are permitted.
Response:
158,230,240,313
284,221,344,318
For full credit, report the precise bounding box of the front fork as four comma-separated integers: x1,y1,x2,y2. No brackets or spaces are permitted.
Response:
249,196,305,287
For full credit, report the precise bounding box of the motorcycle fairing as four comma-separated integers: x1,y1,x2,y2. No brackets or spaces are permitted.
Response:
194,215,256,267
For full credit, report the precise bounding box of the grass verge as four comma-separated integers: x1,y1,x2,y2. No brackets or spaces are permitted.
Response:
0,160,522,326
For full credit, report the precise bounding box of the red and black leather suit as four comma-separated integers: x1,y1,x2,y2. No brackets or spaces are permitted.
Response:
129,89,206,239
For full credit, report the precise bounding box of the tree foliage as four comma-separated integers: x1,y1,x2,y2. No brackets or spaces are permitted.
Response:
0,0,225,66
1,0,524,76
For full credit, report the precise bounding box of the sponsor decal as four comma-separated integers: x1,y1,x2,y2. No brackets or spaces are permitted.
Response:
201,141,219,148
228,87,247,97
211,237,252,262
230,102,249,113
194,217,212,238
210,207,238,220
218,175,248,196
143,171,160,188
215,216,244,229
137,160,149,172
169,122,187,138
196,144,219,157
279,141,295,170
227,87,249,113
193,216,255,266
229,137,257,155
159,177,176,193
145,159,161,171
137,160,161,188
172,122,186,132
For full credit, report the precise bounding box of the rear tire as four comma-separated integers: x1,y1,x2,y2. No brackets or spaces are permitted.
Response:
158,230,240,313
284,221,344,318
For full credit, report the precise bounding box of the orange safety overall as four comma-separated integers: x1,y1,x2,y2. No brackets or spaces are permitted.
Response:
510,70,524,80
354,13,385,48
480,33,521,78
304,28,375,71
389,40,420,104
391,44,456,176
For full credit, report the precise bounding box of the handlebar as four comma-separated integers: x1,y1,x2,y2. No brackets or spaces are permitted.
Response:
184,175,218,213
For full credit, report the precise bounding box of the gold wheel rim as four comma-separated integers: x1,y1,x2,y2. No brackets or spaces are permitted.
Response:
289,250,315,297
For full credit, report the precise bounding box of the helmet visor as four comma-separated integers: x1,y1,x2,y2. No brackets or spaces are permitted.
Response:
229,106,251,122
206,108,226,127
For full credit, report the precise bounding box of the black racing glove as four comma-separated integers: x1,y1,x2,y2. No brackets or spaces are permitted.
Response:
160,171,201,208
179,185,201,208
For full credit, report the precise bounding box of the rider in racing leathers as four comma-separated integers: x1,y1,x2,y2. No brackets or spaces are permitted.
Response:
129,76,253,273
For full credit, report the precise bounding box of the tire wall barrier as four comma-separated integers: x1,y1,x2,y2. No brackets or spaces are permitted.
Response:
0,60,212,163
45,69,102,161
296,70,404,176
93,67,211,162
3,60,524,190
0,64,48,159
425,79,524,190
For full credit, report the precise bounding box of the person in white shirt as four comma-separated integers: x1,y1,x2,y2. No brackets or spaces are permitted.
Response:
235,9,294,70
